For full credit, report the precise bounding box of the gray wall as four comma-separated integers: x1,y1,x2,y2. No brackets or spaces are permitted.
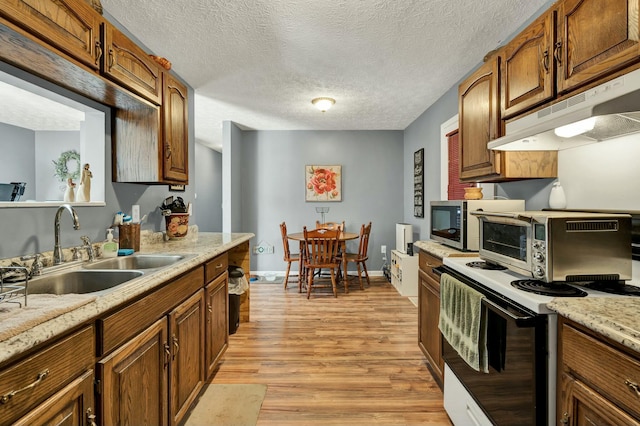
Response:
238,130,404,272
194,143,222,231
0,14,196,259
403,86,458,240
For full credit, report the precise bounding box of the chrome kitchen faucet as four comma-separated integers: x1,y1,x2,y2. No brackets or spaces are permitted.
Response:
53,204,80,265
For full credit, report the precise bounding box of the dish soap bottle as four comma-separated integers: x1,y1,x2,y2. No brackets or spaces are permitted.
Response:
102,228,119,258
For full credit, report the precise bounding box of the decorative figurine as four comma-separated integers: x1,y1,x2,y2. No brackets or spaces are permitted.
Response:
77,163,92,202
63,178,76,202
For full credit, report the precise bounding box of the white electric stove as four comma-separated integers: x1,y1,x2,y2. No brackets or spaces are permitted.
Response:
440,256,638,426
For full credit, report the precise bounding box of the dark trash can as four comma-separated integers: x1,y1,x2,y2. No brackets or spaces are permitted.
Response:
228,293,241,335
228,266,247,335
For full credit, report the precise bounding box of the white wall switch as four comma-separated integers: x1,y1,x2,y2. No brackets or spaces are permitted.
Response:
381,245,387,254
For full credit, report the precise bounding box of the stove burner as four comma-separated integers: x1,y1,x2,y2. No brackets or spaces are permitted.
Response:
578,282,640,296
511,280,588,297
466,261,507,271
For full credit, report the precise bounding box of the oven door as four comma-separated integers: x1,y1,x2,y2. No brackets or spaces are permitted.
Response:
474,212,533,276
436,266,548,426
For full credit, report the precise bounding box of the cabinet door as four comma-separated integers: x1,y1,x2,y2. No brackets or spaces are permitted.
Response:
557,0,640,93
98,317,169,426
418,270,444,387
13,370,95,426
169,290,204,426
458,57,501,181
501,10,556,118
205,272,229,378
559,372,640,426
0,0,102,69
163,73,189,183
102,22,162,104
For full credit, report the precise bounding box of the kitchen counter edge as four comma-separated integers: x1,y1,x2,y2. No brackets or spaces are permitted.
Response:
547,297,640,353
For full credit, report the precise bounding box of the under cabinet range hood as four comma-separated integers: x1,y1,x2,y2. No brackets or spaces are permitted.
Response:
489,67,640,151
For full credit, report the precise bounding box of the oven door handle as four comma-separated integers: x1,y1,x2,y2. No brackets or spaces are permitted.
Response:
482,298,536,326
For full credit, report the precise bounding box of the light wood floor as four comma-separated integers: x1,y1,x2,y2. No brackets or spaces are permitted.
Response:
210,276,452,425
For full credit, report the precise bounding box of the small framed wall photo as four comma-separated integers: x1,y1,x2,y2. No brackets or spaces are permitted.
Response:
414,149,424,217
305,165,342,202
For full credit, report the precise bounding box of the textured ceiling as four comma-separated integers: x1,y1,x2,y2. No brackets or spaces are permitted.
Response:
100,0,549,151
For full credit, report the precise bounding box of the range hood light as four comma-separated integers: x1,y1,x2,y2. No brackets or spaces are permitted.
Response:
554,117,596,138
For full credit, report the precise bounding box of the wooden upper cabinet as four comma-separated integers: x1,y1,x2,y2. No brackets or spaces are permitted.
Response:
163,73,189,183
501,10,556,119
557,0,640,94
458,57,502,181
0,0,102,69
102,22,162,104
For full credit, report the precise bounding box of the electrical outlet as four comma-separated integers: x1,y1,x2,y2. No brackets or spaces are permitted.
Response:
131,205,140,223
381,245,386,254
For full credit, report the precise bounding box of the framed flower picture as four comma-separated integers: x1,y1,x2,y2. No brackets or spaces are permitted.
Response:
305,165,342,202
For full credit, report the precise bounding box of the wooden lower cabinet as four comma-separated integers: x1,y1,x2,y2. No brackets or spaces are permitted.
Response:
0,325,95,425
98,317,169,426
98,290,205,426
169,290,205,426
560,372,639,426
418,250,444,388
13,369,96,426
558,317,640,425
205,271,229,377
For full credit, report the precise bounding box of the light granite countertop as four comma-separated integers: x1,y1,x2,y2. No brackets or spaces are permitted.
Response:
0,231,254,365
414,240,478,259
547,297,640,353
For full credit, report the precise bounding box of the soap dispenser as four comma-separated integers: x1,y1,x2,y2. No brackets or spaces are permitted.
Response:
102,228,119,258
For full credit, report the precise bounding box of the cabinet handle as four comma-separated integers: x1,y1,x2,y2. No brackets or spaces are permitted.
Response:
216,263,224,270
625,379,640,397
207,303,212,313
542,49,549,72
0,369,49,404
164,342,171,366
560,412,569,425
86,407,97,426
95,40,103,66
172,335,179,360
108,49,115,69
165,143,172,159
554,42,562,66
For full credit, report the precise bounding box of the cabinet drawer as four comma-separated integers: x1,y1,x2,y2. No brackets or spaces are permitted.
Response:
562,323,640,419
99,266,204,356
419,250,442,282
205,252,228,283
0,325,94,425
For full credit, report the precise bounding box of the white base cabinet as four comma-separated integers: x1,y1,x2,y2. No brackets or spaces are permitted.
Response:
390,250,418,297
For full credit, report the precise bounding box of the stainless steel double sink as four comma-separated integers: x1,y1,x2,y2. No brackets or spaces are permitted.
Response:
27,254,189,295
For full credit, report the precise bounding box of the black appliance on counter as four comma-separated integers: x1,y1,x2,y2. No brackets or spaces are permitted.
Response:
0,182,26,201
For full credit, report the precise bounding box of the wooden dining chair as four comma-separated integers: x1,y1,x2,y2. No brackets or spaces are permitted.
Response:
337,222,372,291
280,222,302,291
303,226,341,298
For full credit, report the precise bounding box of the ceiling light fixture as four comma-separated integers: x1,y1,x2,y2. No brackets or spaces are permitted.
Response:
311,97,335,112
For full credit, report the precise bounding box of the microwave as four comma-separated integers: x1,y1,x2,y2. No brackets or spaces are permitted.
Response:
472,210,632,282
430,199,525,251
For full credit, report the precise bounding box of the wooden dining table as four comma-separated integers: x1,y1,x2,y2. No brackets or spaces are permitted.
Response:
287,231,359,283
